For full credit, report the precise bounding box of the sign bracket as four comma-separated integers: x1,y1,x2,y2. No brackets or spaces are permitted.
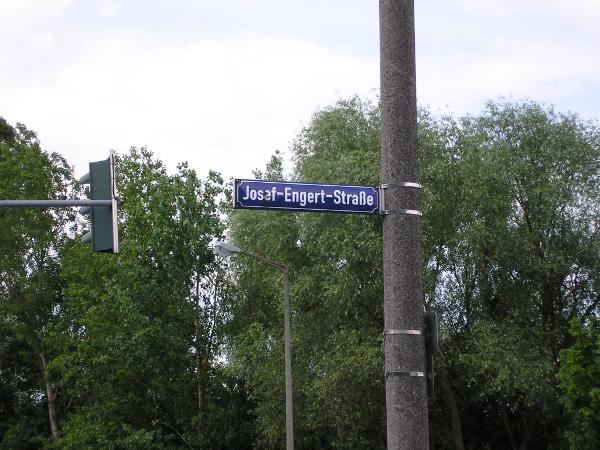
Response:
379,181,422,216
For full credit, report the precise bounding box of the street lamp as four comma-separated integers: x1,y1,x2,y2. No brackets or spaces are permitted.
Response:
213,241,294,450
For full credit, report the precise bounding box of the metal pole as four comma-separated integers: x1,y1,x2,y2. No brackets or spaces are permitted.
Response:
0,200,112,207
282,268,294,450
238,249,294,449
380,1,429,449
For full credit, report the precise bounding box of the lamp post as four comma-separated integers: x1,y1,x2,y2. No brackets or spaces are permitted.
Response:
214,242,294,450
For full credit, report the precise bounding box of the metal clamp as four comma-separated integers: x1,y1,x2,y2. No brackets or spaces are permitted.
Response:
379,182,422,216
384,329,422,336
384,329,425,378
385,371,425,378
381,208,422,216
380,182,421,189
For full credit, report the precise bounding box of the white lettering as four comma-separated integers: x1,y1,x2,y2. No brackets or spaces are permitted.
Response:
334,190,342,204
299,191,306,206
240,185,377,208
241,185,250,200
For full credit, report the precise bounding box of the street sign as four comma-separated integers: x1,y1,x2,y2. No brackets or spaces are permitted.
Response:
234,179,379,214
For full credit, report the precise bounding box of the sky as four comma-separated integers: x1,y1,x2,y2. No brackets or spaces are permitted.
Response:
2,0,600,181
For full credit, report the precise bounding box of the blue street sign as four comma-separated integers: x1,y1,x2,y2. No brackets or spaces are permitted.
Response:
234,179,380,215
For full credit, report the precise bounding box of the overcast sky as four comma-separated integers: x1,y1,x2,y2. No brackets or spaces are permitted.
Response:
2,0,599,181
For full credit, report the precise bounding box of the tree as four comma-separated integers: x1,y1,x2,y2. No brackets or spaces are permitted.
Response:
52,148,238,449
558,318,600,450
228,99,386,449
421,101,600,449
226,98,600,449
0,117,75,447
1,117,255,448
3,96,598,448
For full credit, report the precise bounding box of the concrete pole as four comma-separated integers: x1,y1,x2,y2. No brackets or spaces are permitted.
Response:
379,1,429,449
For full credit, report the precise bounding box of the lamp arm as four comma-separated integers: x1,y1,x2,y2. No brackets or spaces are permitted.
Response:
239,250,288,273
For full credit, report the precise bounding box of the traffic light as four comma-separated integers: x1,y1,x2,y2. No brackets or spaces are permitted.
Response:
424,312,439,396
79,151,119,253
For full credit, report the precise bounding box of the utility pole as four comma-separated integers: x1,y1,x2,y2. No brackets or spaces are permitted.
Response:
379,1,429,449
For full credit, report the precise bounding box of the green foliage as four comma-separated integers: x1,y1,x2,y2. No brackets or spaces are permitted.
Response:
1,124,247,448
421,101,600,449
303,329,384,449
2,95,599,449
460,320,554,408
1,117,75,448
559,318,600,450
227,98,600,449
50,148,235,448
228,98,385,449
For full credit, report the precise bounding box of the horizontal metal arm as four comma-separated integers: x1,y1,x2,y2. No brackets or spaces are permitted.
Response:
239,249,288,273
0,200,113,208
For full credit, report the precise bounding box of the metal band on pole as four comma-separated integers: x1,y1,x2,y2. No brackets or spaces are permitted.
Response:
381,208,422,217
385,329,422,336
379,182,423,216
386,371,425,378
380,182,422,189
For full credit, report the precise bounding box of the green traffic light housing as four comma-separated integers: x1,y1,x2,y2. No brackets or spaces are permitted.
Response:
79,151,119,253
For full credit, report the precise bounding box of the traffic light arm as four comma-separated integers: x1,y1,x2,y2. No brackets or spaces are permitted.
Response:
0,200,112,207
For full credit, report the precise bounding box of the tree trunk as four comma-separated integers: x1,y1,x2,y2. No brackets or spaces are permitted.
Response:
501,407,517,450
518,417,535,450
194,274,207,432
440,367,465,450
196,350,207,431
40,352,59,438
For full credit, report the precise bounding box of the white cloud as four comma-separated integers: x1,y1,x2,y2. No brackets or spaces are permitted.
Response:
1,0,72,19
3,32,378,179
31,32,57,50
415,1,600,116
85,0,126,17
457,0,600,20
0,0,72,34
1,0,599,184
418,35,600,114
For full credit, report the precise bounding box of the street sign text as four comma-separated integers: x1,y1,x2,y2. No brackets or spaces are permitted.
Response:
234,179,379,215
